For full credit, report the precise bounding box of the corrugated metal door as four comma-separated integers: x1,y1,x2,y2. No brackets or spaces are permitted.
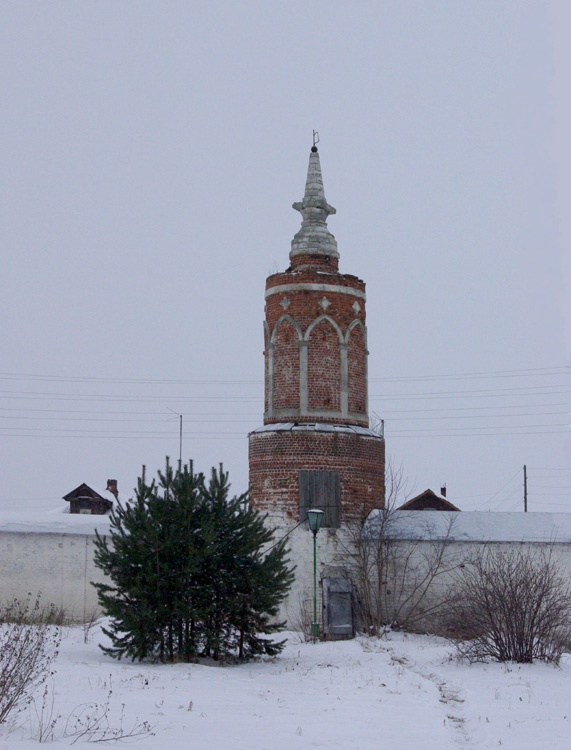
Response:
324,577,353,638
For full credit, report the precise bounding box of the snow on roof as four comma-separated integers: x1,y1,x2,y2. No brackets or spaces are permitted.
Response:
249,422,378,437
0,508,112,536
2,507,571,542
87,484,117,502
366,510,571,544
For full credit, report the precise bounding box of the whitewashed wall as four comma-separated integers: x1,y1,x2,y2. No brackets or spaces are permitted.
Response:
274,511,571,636
373,539,571,634
0,513,111,621
263,509,357,633
2,510,571,632
0,531,107,620
365,511,571,634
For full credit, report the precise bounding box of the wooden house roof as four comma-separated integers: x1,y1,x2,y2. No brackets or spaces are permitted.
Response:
62,483,113,506
398,489,460,512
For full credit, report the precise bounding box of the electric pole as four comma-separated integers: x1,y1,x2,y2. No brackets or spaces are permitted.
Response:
179,414,183,468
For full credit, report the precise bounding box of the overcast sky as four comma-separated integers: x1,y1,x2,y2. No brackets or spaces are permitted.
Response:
1,1,569,514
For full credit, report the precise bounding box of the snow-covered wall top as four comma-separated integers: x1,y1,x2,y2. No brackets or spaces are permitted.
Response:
3,508,571,543
366,511,571,544
0,509,111,536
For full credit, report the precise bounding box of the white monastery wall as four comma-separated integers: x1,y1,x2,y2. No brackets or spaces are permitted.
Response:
267,513,356,633
280,511,571,635
0,513,111,621
0,530,106,621
373,512,571,633
3,510,571,633
376,539,571,633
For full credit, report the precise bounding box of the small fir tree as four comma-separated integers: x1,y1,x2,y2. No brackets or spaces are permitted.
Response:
93,459,293,662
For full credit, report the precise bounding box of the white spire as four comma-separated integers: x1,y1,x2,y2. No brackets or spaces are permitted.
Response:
290,146,339,262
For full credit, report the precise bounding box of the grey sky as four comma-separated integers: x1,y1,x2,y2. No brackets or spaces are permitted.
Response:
1,1,569,513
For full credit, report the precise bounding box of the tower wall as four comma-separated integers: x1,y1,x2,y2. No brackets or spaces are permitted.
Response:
264,265,368,426
249,428,385,526
248,146,385,632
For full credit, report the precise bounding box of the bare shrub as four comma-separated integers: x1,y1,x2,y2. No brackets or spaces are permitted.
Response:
444,546,571,664
349,511,457,634
82,609,100,645
289,596,314,643
0,596,61,724
342,461,457,634
0,597,67,626
31,675,155,743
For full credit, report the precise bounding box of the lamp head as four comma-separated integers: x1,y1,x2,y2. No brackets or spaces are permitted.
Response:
307,508,324,533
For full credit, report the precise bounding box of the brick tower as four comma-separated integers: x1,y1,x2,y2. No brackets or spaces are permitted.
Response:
248,145,385,632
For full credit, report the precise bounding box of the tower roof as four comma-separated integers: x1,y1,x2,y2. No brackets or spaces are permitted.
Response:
290,146,339,262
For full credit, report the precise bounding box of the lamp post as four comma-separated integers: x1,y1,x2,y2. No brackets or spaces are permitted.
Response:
307,508,324,640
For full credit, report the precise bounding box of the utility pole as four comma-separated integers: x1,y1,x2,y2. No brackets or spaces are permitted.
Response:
179,414,183,468
167,408,183,468
523,464,528,512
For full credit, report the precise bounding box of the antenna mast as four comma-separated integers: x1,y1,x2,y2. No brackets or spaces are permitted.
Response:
179,414,183,468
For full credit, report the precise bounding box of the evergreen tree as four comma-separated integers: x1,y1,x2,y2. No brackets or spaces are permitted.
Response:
93,459,294,662
197,466,294,659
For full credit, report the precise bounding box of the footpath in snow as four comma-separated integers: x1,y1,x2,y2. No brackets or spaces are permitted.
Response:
2,623,570,749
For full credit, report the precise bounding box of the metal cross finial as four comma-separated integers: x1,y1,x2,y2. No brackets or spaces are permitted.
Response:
312,130,320,148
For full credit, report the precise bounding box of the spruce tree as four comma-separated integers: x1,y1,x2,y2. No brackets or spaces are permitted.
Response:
93,459,293,662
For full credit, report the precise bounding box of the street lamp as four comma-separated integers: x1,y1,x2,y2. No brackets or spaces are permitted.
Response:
307,508,324,640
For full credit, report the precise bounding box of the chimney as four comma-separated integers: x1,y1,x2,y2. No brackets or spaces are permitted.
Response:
106,479,118,499
440,484,446,498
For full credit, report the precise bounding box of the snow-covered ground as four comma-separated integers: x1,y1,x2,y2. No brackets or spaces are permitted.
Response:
2,623,571,749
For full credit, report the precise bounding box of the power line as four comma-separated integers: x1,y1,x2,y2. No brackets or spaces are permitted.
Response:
0,415,258,424
369,365,569,383
529,500,571,508
383,410,568,422
388,423,568,433
0,400,568,417
380,401,570,414
2,427,566,440
529,474,571,479
482,468,522,511
1,389,566,405
0,364,567,386
528,491,571,496
0,373,262,386
0,433,248,440
0,407,261,417
531,488,571,492
389,429,567,437
0,393,262,403
371,385,569,400
0,410,567,426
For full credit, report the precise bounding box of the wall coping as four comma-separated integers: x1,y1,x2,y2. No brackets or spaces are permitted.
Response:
365,510,571,544
0,510,111,536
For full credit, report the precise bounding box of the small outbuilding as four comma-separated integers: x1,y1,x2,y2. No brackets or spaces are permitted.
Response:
63,479,118,515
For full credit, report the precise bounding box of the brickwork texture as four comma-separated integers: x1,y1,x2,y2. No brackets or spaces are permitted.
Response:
249,146,385,533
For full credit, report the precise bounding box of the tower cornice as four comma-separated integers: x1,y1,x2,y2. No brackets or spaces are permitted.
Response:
265,282,366,301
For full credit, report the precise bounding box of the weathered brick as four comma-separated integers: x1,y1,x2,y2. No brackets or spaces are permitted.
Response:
249,429,385,522
249,148,385,529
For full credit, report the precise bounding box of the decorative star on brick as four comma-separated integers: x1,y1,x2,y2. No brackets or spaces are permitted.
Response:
320,297,331,310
